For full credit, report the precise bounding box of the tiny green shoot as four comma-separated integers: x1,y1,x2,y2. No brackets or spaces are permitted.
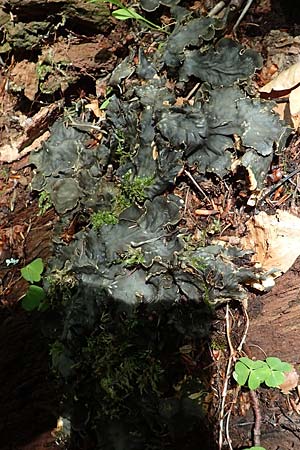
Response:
90,0,167,33
121,171,153,204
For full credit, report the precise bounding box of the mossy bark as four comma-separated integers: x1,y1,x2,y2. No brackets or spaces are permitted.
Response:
0,0,110,52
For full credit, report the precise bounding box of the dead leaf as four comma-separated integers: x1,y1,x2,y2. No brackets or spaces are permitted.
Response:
291,113,300,130
279,367,299,394
260,62,300,116
85,98,105,119
289,85,300,115
260,61,300,93
241,210,300,274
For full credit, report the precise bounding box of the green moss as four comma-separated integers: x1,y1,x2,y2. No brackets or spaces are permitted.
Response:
91,210,118,230
91,172,153,231
121,171,153,204
115,130,133,165
113,192,131,215
210,339,226,351
82,312,163,419
38,190,52,215
118,247,145,267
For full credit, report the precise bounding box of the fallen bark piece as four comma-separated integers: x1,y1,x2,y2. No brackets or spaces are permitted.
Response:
241,210,300,274
0,103,60,162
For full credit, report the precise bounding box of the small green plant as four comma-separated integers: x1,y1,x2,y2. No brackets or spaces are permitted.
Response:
121,171,153,204
99,86,113,110
115,130,132,165
38,190,52,215
233,356,292,391
118,247,145,267
91,210,118,230
21,258,47,311
36,57,70,94
91,172,153,230
233,357,292,450
90,0,167,32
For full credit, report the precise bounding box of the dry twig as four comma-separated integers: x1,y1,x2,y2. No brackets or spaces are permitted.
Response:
218,304,236,450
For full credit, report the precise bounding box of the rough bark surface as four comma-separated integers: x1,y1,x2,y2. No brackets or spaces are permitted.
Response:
248,257,300,365
1,0,110,33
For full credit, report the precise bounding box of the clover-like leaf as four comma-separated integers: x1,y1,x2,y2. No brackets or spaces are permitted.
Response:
265,370,285,388
21,258,44,283
22,285,46,311
248,370,263,390
253,366,271,384
233,361,249,386
266,357,292,373
251,360,268,370
239,357,256,369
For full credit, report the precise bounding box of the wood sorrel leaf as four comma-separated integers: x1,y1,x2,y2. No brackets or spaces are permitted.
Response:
21,258,44,283
233,361,249,386
22,285,46,311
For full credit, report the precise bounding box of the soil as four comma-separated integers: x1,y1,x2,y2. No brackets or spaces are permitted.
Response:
1,0,300,449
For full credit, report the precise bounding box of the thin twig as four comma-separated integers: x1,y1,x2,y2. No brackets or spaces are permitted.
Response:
225,386,240,450
257,167,300,205
184,169,213,205
237,305,249,352
233,0,254,31
184,82,201,101
183,186,190,215
208,1,226,17
247,343,267,359
249,389,262,447
218,304,236,450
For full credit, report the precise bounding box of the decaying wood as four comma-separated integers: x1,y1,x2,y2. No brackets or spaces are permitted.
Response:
0,103,61,162
248,257,300,365
1,0,110,33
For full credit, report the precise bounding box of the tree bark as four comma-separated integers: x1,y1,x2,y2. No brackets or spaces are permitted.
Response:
1,0,110,33
248,257,300,365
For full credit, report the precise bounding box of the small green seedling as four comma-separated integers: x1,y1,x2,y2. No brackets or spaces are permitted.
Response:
248,447,266,450
233,356,292,391
90,0,167,32
21,258,47,311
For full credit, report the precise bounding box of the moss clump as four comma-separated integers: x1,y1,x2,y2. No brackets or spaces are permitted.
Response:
91,210,118,230
38,190,52,215
91,172,154,230
121,171,153,204
83,314,163,419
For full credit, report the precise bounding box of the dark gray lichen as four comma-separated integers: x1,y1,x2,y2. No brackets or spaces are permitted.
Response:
29,11,292,449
